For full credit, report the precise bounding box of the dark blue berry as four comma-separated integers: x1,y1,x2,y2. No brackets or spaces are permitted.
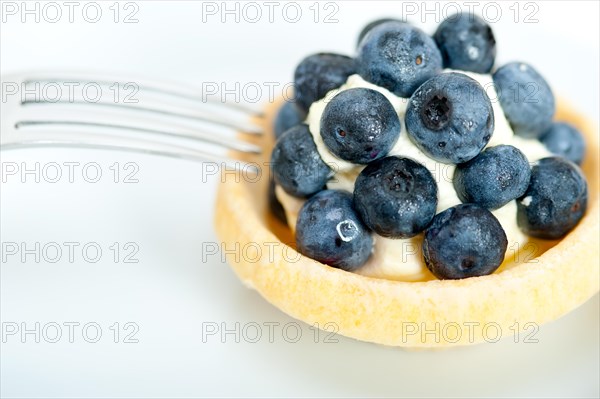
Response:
493,62,555,138
517,157,587,239
274,101,307,139
296,190,373,271
434,13,496,73
453,145,531,210
353,156,438,238
320,87,401,164
357,18,405,48
405,72,494,164
294,53,356,113
423,204,508,280
357,21,442,97
271,124,332,198
539,122,586,165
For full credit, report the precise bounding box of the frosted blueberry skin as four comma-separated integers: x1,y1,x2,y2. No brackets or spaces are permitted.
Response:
354,156,438,238
539,122,586,165
296,190,373,271
356,18,405,48
274,101,307,139
357,21,443,98
320,87,401,164
423,204,508,280
433,13,496,73
294,53,356,113
517,157,588,239
271,124,332,198
493,62,555,138
405,72,494,164
453,145,531,210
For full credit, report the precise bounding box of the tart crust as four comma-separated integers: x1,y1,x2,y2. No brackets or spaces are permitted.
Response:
214,99,599,347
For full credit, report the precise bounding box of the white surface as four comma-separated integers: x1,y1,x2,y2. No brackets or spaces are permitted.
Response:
1,1,599,398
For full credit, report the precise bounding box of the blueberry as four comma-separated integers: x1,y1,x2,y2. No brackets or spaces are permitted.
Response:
454,145,531,210
405,72,494,164
296,190,373,271
274,101,307,139
539,122,586,165
493,62,555,138
433,13,496,73
356,18,404,48
320,87,400,164
423,204,508,280
271,124,332,198
354,156,438,238
357,21,442,97
517,157,587,239
294,53,356,113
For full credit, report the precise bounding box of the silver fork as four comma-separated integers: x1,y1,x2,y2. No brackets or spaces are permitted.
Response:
1,71,266,172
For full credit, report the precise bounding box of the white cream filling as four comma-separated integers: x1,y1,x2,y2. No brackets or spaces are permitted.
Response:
276,72,551,281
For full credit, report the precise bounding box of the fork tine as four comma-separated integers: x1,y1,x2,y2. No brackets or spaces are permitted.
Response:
20,81,264,135
15,120,262,154
2,71,270,169
15,101,262,153
3,127,260,174
26,78,264,117
20,70,266,119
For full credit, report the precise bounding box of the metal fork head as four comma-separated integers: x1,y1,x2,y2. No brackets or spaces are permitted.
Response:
1,71,266,172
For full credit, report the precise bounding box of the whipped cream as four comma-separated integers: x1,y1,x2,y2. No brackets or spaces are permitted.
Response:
276,72,552,281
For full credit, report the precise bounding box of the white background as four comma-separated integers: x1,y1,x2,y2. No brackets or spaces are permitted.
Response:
1,1,599,397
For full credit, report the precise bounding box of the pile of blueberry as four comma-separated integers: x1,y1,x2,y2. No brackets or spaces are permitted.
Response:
270,14,589,280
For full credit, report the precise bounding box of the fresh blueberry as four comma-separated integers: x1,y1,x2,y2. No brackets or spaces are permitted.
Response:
296,190,373,271
405,72,494,164
517,157,587,239
274,101,307,139
539,122,586,165
423,203,508,280
453,145,531,210
353,156,438,238
433,13,496,73
294,53,356,113
320,87,401,164
268,176,288,224
357,21,443,97
493,62,555,138
271,124,332,198
356,18,405,48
